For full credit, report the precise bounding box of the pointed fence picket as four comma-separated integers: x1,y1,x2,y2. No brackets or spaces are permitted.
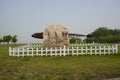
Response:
9,44,118,57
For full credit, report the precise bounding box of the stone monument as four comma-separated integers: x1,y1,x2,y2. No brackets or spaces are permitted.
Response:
43,24,69,48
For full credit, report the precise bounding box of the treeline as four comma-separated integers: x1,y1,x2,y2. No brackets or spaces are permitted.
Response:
84,27,120,43
0,35,17,44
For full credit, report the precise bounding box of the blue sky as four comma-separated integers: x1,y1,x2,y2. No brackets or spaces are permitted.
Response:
0,0,120,43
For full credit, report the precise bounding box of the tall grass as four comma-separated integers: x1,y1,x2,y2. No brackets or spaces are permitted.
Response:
0,44,120,80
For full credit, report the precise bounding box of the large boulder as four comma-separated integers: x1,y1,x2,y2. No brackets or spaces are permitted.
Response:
43,24,69,48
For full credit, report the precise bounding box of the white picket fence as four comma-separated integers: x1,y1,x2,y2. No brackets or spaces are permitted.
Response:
9,43,118,57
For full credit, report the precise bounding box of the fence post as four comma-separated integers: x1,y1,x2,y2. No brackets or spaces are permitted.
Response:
81,47,83,55
112,45,115,54
55,47,57,56
72,47,74,56
15,48,20,57
60,47,62,56
22,48,24,57
36,48,38,56
50,47,53,56
32,48,33,57
90,46,92,55
115,44,118,54
104,46,106,55
95,46,97,55
41,47,43,56
12,48,14,56
108,45,111,54
77,47,78,56
27,48,29,56
9,47,12,56
63,46,66,56
67,47,69,55
46,48,48,56
99,46,101,55
17,48,19,57
86,46,88,55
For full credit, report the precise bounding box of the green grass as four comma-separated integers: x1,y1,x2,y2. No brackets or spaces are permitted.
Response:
0,44,120,80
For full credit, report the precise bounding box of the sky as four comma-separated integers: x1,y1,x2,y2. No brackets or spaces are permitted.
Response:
0,0,120,43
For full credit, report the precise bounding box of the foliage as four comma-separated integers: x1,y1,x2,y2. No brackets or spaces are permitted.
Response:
11,35,17,44
76,38,81,43
0,35,18,44
70,37,76,43
69,37,81,44
0,38,3,43
3,35,12,44
85,27,120,43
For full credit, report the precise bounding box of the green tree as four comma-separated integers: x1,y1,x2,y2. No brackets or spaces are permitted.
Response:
76,38,81,43
70,37,81,44
0,38,3,44
87,27,111,38
86,27,120,43
11,35,17,44
84,37,95,43
3,35,12,44
70,37,76,44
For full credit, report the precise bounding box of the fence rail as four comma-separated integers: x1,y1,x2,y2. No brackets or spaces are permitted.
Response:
9,44,118,57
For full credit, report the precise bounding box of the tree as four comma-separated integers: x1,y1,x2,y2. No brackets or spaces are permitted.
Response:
75,38,81,43
3,35,12,44
87,27,111,38
0,38,3,44
70,37,76,44
11,35,17,44
85,27,120,43
84,37,95,43
70,37,81,44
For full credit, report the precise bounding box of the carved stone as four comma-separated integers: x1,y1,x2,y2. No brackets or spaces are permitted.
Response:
43,24,69,48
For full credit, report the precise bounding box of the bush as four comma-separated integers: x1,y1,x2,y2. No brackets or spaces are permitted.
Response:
85,27,120,43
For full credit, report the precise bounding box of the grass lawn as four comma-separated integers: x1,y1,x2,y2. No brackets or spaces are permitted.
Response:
0,44,120,80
